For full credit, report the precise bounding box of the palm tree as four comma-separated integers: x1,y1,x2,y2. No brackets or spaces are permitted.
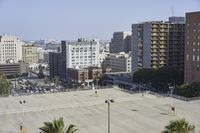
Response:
39,117,78,133
162,119,195,133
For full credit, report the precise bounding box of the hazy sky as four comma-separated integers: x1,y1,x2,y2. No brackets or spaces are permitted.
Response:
0,0,199,40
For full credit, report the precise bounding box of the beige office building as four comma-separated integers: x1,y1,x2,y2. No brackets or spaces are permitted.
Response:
0,35,23,64
102,52,132,72
22,45,39,64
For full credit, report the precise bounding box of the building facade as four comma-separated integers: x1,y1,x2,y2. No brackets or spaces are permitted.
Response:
88,67,102,79
67,68,89,85
168,17,185,69
0,35,23,64
110,32,132,53
67,67,102,85
132,17,185,73
66,38,100,68
0,62,27,77
102,52,132,72
22,45,39,64
184,12,200,84
49,41,66,80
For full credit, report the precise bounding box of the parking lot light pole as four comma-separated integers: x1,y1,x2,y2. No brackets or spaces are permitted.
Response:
19,100,26,131
105,99,114,133
169,83,175,114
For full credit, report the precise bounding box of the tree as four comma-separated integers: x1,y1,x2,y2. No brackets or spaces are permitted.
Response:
0,73,11,95
162,119,195,133
133,67,184,92
93,77,99,86
39,117,78,133
52,76,59,86
175,82,200,98
44,76,49,85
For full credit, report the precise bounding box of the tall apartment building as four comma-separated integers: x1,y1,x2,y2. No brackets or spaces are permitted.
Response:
102,52,132,72
184,12,200,84
66,38,100,68
110,32,132,53
0,35,23,64
132,17,185,73
22,45,39,64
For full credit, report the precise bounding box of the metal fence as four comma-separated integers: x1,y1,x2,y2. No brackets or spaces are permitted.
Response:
1,85,200,102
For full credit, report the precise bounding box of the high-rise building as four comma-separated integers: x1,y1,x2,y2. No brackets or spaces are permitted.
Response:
110,32,132,53
168,17,185,70
132,17,185,73
0,35,23,64
49,41,66,80
22,45,39,64
184,12,200,84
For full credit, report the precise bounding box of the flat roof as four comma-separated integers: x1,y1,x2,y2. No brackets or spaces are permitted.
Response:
0,87,200,133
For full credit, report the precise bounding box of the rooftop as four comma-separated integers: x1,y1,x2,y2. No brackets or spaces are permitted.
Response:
0,87,200,133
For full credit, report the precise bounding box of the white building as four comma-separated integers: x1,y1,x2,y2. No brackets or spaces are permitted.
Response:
102,52,132,72
0,35,23,64
66,38,100,68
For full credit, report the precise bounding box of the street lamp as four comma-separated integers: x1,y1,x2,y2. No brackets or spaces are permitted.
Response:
168,83,175,114
138,83,143,96
105,99,114,133
19,100,26,131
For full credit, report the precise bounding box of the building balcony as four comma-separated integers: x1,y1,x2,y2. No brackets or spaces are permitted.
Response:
160,25,168,29
160,50,167,53
160,37,167,40
152,25,159,28
160,54,167,57
152,65,158,69
151,50,158,53
152,57,158,61
151,54,158,57
151,33,159,36
151,46,159,49
160,29,168,32
160,33,167,36
152,29,159,32
160,41,167,44
151,37,159,40
160,58,166,61
160,46,166,49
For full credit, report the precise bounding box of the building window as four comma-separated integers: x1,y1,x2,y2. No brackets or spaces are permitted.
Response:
197,55,200,62
197,65,200,71
187,54,189,61
193,55,195,61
